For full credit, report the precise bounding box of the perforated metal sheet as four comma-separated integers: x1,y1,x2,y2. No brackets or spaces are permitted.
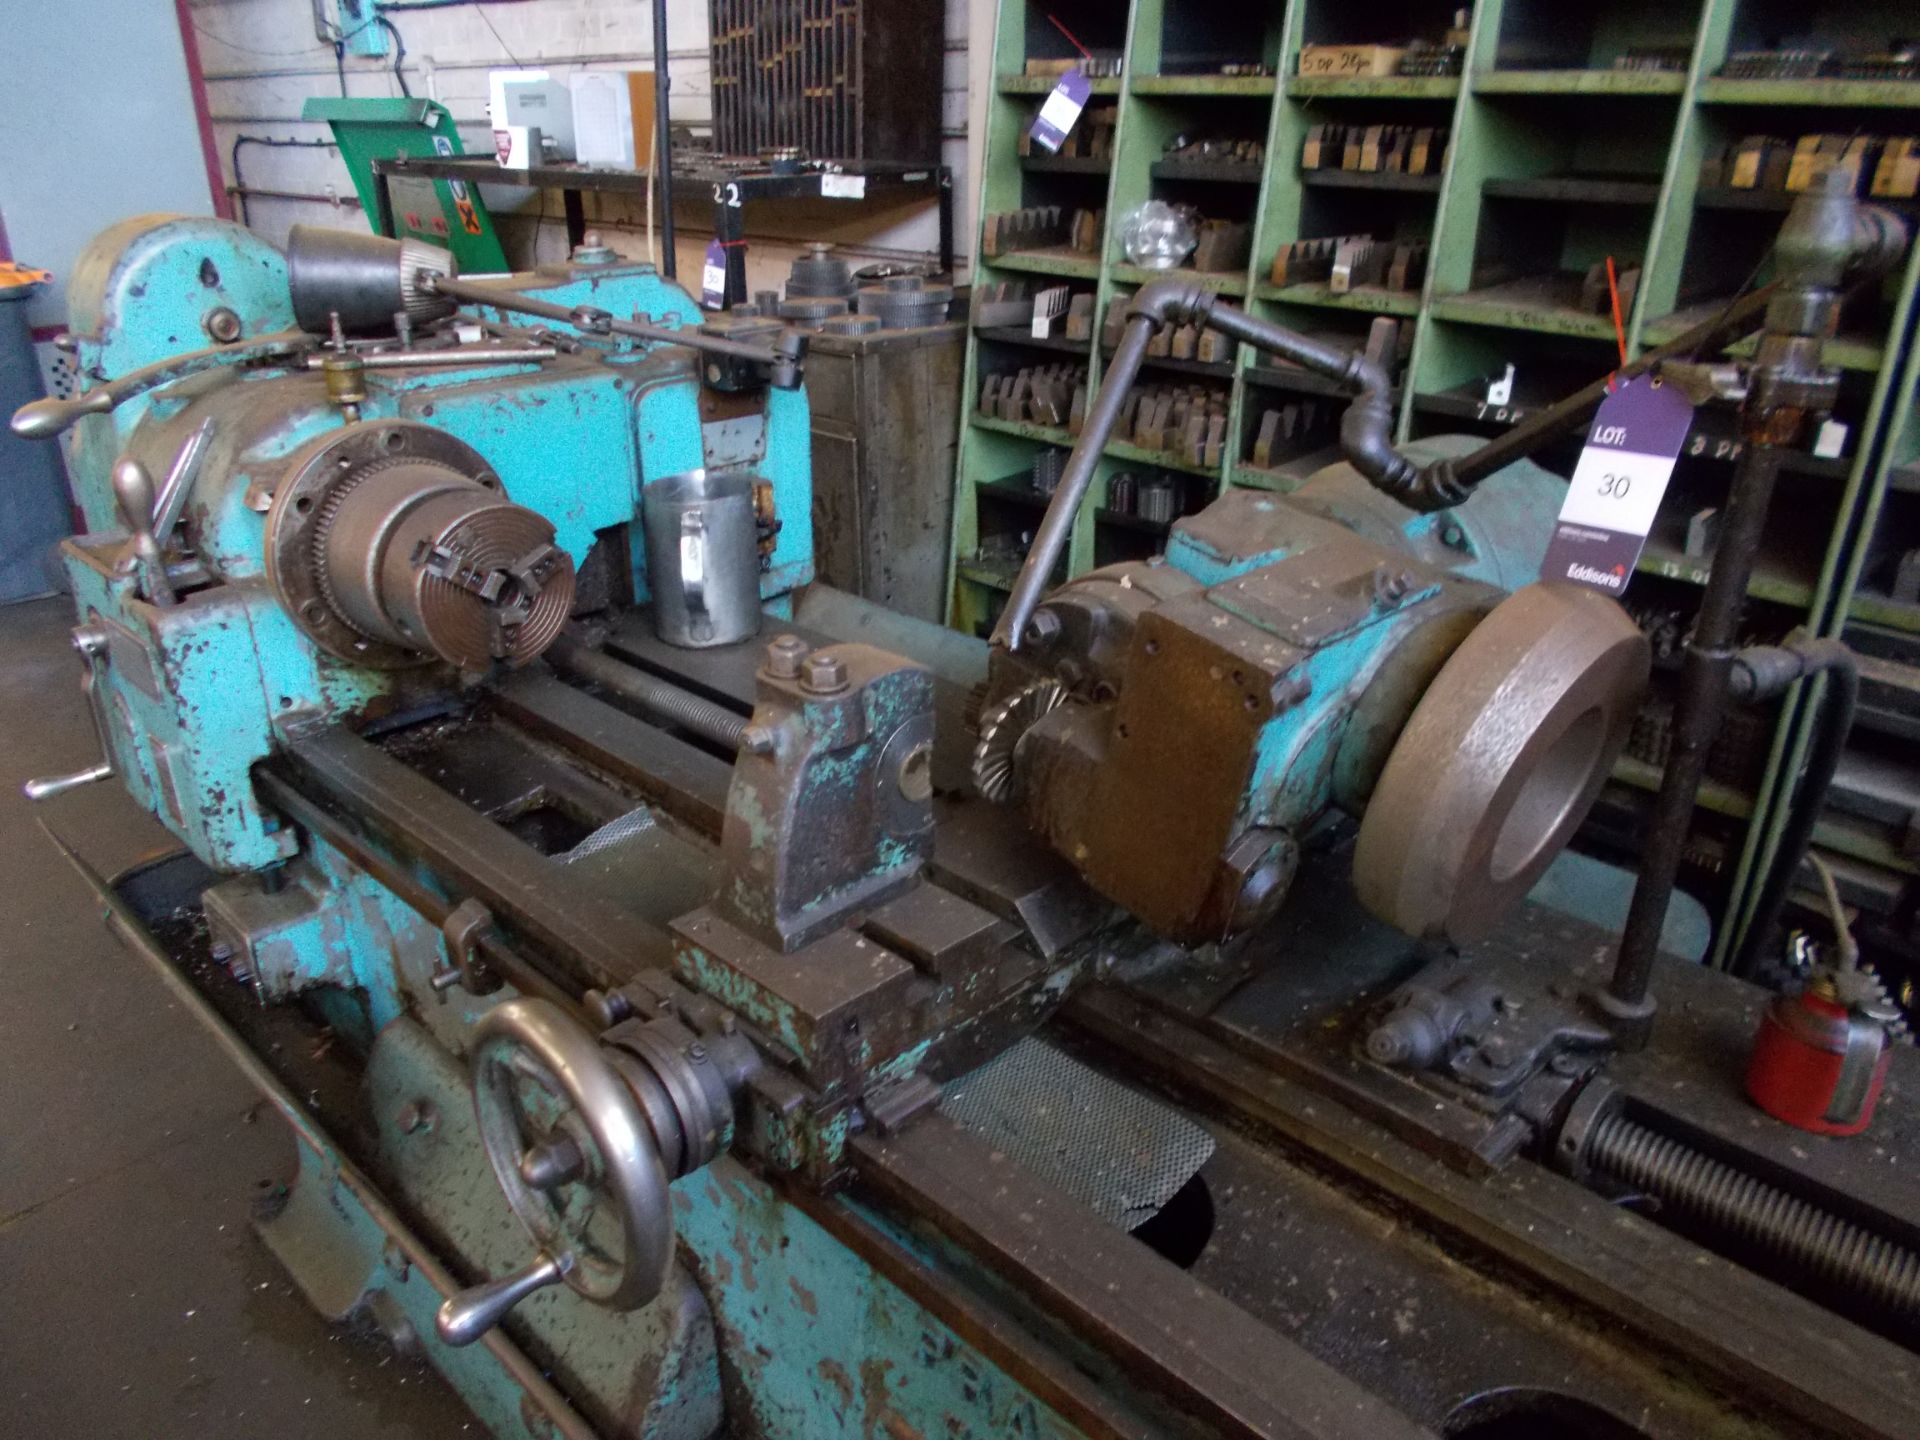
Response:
938,1036,1215,1231
560,807,657,863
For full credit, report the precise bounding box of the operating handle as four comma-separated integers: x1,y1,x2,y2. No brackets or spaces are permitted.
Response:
437,1251,571,1347
22,626,116,801
426,274,808,389
112,457,177,607
9,331,309,441
991,278,1404,651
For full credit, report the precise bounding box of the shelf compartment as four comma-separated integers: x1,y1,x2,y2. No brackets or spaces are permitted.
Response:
972,413,1074,446
971,412,1219,479
1021,154,1112,176
1230,444,1346,491
1473,69,1687,96
998,74,1123,96
1095,505,1174,535
954,558,1020,592
1851,591,1920,635
1246,363,1395,401
1299,169,1444,195
1255,281,1422,316
1694,185,1798,213
1412,382,1574,430
974,325,1092,356
1481,175,1663,204
1133,74,1277,97
1103,343,1236,379
1635,538,1817,609
1698,78,1920,109
1612,756,1755,819
1285,76,1461,100
1105,437,1219,476
1110,263,1250,295
1694,185,1917,215
1430,277,1623,341
1642,303,1885,371
977,477,1054,512
1150,159,1266,184
987,247,1103,278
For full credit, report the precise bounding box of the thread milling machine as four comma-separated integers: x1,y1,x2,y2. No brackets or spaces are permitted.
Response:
10,171,1919,1440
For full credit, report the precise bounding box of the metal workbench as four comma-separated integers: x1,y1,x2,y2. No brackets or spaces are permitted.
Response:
367,152,954,307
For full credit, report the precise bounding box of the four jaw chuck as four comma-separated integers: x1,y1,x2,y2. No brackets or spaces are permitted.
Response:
266,421,575,673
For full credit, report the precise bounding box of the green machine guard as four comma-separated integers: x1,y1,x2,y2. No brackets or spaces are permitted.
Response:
302,97,510,273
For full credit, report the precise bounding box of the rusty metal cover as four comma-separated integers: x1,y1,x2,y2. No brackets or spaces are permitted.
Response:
1352,584,1650,944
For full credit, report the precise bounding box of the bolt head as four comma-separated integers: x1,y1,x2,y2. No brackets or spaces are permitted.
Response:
764,634,810,680
740,723,778,755
204,306,243,344
1023,609,1063,646
801,653,850,694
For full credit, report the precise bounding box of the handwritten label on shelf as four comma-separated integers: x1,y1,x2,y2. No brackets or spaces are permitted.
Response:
701,239,727,308
1541,377,1694,597
821,172,866,200
1029,70,1091,154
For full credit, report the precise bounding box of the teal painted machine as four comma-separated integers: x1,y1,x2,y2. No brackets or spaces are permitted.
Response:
23,212,1914,1440
36,216,811,872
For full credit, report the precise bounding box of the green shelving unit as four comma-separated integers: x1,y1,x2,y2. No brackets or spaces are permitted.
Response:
948,0,1920,965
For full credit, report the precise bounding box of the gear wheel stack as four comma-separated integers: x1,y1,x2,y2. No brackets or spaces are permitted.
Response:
856,273,955,330
776,243,859,324
785,243,856,301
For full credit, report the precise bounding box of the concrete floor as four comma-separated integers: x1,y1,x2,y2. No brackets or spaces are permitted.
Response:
0,596,478,1437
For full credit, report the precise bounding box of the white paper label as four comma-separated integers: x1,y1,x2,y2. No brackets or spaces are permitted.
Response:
821,173,867,200
1558,446,1678,538
1030,70,1091,153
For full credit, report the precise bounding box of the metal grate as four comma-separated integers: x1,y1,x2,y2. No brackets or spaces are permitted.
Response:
558,807,657,864
939,1036,1215,1231
706,0,943,162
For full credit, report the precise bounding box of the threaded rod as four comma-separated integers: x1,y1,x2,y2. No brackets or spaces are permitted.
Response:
1587,1113,1920,1320
547,638,748,751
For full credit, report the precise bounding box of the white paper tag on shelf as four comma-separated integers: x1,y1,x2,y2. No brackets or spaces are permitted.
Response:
821,172,867,200
1540,376,1694,597
701,239,727,309
1029,70,1091,154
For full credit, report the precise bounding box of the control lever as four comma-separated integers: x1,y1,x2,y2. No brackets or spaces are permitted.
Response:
152,419,215,543
436,1252,572,1347
22,625,116,801
10,331,308,440
425,274,809,390
112,457,177,607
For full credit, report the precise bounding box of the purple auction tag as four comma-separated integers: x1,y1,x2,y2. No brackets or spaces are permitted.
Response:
1541,376,1694,597
701,239,727,308
1029,69,1091,154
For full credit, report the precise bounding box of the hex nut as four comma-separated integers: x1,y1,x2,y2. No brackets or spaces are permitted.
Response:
764,634,809,680
801,653,850,695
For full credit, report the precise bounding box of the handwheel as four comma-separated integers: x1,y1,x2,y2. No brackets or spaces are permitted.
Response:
436,998,674,1346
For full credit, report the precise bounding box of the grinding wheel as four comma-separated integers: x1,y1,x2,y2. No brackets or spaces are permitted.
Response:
1352,583,1650,943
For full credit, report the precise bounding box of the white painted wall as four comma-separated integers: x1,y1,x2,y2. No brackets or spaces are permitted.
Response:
2,0,217,328
187,0,990,294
